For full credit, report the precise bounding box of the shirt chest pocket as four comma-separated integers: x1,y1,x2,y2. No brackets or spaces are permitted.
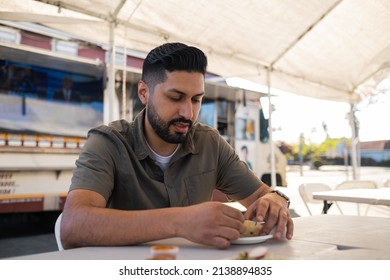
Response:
184,170,217,205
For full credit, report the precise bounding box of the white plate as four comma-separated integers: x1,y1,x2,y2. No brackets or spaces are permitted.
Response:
231,234,273,245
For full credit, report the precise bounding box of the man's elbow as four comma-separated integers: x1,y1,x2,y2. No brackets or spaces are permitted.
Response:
60,220,82,250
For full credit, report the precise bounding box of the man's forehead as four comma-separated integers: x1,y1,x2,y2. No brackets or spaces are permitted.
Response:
160,71,205,93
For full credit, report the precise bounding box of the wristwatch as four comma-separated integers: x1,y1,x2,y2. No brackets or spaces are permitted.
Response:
271,190,290,208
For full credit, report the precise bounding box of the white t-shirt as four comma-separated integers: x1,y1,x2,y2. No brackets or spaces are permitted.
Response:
147,143,181,172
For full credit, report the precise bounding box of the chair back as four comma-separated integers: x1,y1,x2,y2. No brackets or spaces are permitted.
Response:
298,183,332,215
299,183,332,204
54,213,64,251
336,180,377,190
335,180,377,216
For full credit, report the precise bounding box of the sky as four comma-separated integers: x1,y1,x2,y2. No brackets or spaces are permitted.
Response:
227,76,390,145
226,77,390,144
265,92,390,144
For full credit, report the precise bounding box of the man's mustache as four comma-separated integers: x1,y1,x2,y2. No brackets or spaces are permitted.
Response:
169,118,193,127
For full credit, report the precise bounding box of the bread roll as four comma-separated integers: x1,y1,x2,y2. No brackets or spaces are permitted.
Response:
240,220,263,237
149,245,179,260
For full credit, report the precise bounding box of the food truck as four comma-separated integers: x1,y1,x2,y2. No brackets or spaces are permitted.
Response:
0,25,286,214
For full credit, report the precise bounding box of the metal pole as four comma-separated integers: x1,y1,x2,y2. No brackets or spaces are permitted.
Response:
343,137,349,180
103,20,120,124
121,47,127,120
121,22,128,121
299,133,304,176
349,103,359,180
266,68,276,188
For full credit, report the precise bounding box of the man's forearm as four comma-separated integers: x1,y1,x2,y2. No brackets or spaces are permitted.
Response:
238,183,271,208
61,206,183,249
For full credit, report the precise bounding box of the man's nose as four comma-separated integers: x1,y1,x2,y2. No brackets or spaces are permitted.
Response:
179,100,193,120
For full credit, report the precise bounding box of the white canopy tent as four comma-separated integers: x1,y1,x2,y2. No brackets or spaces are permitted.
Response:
1,0,390,183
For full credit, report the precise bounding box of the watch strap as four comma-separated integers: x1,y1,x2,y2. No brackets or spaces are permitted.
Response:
270,190,290,208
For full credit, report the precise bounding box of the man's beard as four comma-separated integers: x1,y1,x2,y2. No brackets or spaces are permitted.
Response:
147,102,193,144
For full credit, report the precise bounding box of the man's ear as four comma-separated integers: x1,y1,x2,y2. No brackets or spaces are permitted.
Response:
138,80,149,105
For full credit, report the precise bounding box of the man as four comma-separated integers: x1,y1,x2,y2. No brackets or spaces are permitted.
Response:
53,76,81,102
61,42,293,249
240,145,253,170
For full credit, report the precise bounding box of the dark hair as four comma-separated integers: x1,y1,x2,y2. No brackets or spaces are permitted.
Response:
141,42,207,91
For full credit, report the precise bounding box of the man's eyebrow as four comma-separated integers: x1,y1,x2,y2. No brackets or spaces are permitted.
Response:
167,88,205,97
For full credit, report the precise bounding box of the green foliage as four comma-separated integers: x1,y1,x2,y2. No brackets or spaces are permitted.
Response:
285,137,389,167
312,159,324,170
288,138,350,164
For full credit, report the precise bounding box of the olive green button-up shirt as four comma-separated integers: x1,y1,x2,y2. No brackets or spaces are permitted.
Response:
70,110,262,210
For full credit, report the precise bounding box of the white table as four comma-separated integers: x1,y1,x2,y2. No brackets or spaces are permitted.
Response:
313,188,390,214
6,215,390,260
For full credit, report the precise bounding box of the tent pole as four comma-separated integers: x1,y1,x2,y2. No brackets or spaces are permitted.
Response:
121,33,127,120
104,20,120,124
266,68,277,188
349,103,360,180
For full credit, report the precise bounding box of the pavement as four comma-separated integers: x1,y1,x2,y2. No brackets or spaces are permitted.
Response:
1,165,389,259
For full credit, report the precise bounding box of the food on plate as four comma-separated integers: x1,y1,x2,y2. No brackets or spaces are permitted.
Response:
148,254,176,260
148,245,179,260
232,246,269,260
240,220,263,237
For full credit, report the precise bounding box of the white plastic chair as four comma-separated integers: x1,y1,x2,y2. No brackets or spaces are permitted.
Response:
335,180,377,215
298,183,333,215
54,213,64,251
335,180,377,190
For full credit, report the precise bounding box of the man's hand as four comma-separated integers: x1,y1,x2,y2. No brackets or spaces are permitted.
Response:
241,189,294,241
178,202,245,249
